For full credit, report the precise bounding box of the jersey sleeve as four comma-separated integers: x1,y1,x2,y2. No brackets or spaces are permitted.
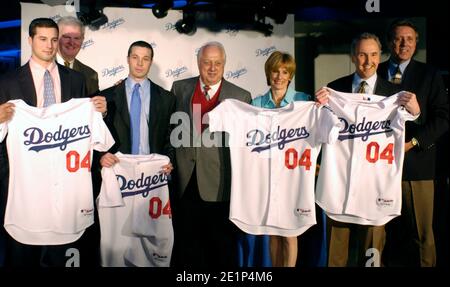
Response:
91,110,115,152
97,167,125,208
385,92,419,133
317,105,341,144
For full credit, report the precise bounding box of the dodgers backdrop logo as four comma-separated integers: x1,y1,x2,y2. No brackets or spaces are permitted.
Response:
81,38,94,50
246,125,310,153
255,46,276,57
101,17,125,30
165,22,177,31
225,68,247,80
166,66,188,79
23,125,91,152
102,65,125,78
118,172,168,198
338,117,393,141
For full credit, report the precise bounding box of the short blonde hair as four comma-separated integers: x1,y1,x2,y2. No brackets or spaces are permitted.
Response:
264,51,296,86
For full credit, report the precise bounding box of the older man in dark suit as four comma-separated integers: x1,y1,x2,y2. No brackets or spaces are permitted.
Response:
378,19,449,267
315,32,420,267
170,41,251,268
57,16,99,96
0,18,106,267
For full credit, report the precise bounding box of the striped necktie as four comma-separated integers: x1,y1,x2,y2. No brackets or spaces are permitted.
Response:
357,81,368,94
43,70,56,107
391,66,402,84
203,85,211,100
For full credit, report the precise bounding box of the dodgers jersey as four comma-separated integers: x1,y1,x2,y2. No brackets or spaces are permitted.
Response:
97,152,173,267
316,89,418,226
0,98,114,245
208,99,341,236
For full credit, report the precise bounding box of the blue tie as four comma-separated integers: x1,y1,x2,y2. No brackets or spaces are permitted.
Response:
43,70,56,107
130,83,141,154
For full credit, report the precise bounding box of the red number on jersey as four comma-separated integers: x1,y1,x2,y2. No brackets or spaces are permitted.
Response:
149,197,171,219
284,148,312,170
380,143,394,164
366,142,380,163
66,151,91,172
285,148,298,169
162,200,172,218
298,149,312,170
149,197,162,219
366,142,394,164
66,151,79,172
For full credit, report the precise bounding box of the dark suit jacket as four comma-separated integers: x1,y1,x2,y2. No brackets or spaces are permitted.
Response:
73,59,99,97
102,79,176,162
170,77,252,202
0,62,87,227
327,73,399,96
378,59,449,180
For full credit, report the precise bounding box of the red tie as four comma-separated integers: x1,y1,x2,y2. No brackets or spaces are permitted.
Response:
203,85,211,100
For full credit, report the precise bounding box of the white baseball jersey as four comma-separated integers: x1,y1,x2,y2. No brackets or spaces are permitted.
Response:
97,152,173,267
0,98,114,245
316,89,418,226
208,99,341,236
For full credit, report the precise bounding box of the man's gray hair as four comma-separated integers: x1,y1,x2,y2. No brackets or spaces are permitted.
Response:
57,16,85,36
350,32,382,56
197,41,226,64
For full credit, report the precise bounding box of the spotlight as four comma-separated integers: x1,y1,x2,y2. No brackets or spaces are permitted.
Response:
175,10,196,35
258,0,287,24
76,0,108,31
77,9,108,31
254,19,273,37
152,0,173,19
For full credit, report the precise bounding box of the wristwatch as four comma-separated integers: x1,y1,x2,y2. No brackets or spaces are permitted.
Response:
411,137,419,147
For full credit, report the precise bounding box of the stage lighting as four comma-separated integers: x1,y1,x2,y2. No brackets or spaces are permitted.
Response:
76,1,108,31
152,0,173,19
175,10,196,35
77,9,108,30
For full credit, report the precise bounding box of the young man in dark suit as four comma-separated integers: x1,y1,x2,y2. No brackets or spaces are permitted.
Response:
0,17,106,267
315,32,420,267
99,41,175,170
378,19,449,267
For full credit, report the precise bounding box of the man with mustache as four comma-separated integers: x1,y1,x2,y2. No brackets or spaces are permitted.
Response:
315,32,419,266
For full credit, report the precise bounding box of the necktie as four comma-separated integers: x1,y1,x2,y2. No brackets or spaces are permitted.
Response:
391,66,402,84
357,81,368,94
130,83,141,154
64,61,70,68
203,85,211,100
43,70,56,107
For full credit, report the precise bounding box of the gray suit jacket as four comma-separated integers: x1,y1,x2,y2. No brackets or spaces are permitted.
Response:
73,58,99,96
171,77,251,202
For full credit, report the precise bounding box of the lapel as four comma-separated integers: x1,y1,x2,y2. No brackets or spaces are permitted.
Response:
149,80,159,138
18,63,37,106
58,64,72,102
401,59,417,88
184,77,197,118
72,59,82,73
115,80,130,130
218,79,229,102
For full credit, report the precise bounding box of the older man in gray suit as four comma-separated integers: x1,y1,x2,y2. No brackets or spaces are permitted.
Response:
170,41,251,268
